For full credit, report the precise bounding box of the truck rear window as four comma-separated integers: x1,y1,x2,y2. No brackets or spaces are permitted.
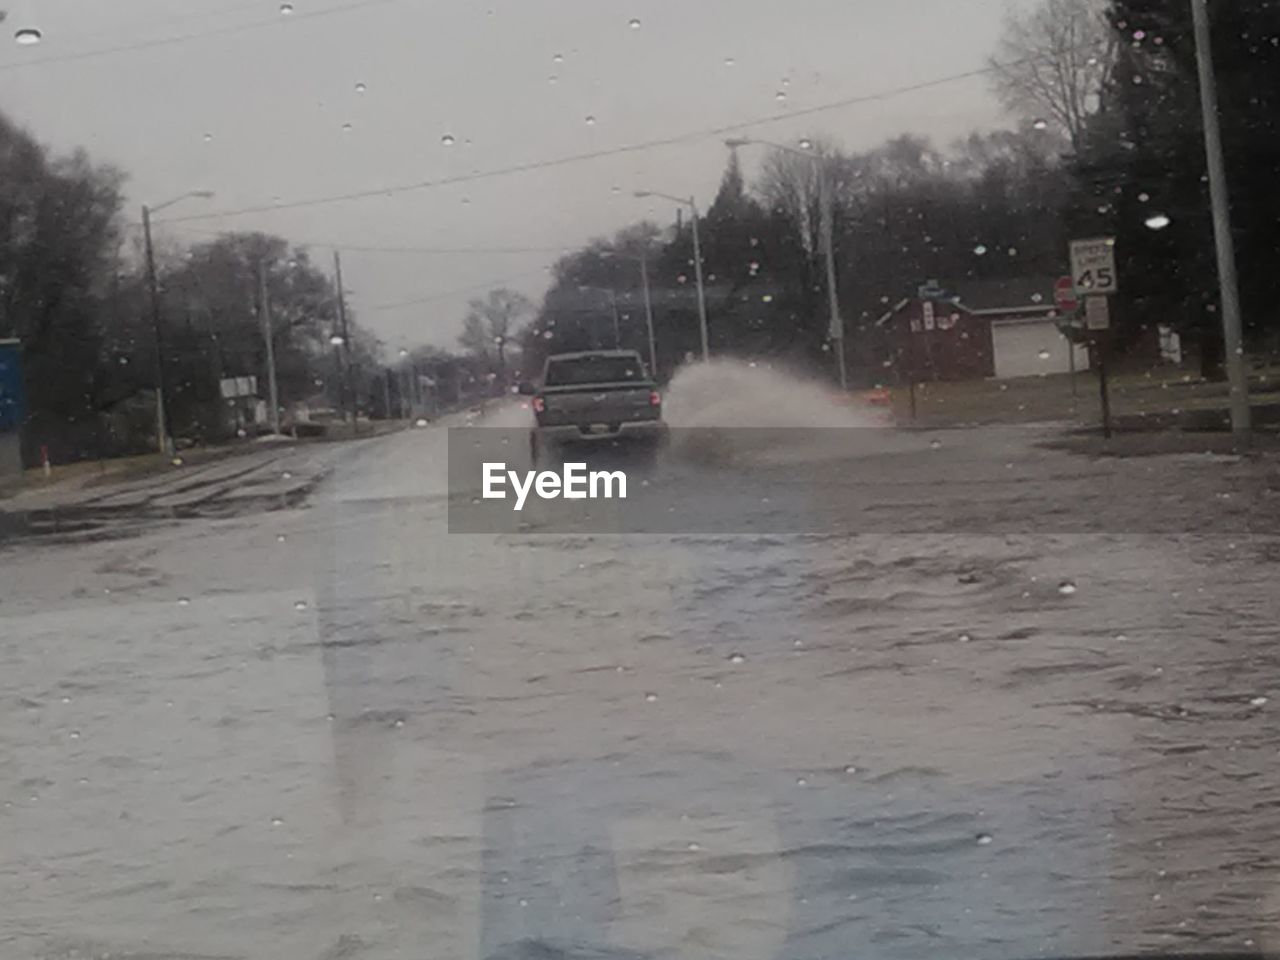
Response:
544,356,644,386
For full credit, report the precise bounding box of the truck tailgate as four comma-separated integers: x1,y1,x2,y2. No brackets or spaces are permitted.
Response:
539,384,656,426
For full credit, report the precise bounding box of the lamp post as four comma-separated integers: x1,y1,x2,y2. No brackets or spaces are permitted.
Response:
725,137,847,390
633,190,708,362
141,189,214,455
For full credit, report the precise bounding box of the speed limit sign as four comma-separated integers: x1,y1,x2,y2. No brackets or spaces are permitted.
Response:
1070,237,1117,295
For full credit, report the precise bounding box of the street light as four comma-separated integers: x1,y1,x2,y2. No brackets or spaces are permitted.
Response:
725,136,847,390
142,190,215,455
633,189,709,362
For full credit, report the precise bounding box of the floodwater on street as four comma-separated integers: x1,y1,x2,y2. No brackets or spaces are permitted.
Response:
3,369,1280,960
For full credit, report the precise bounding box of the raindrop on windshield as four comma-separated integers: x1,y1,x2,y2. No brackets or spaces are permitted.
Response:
1251,696,1268,707
628,17,641,29
1038,349,1051,360
584,115,596,125
203,132,213,143
798,138,813,149
724,57,735,67
270,817,284,826
1032,118,1048,130
1058,580,1078,596
796,777,808,787
728,652,745,664
441,133,456,146
177,597,191,606
279,2,294,14
976,833,993,845
1145,213,1171,230
293,600,308,611
552,52,563,63
355,82,367,94
775,91,787,102
14,27,42,45
973,244,988,255
644,692,658,702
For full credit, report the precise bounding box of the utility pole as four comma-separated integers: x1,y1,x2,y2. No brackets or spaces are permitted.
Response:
688,196,709,362
256,259,281,434
640,250,657,377
818,165,847,391
142,204,173,456
610,289,622,349
1190,0,1250,444
333,250,351,426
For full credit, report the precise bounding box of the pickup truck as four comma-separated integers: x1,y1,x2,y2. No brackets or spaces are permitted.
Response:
521,350,666,461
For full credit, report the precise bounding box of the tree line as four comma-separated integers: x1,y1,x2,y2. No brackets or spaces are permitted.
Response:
488,0,1278,384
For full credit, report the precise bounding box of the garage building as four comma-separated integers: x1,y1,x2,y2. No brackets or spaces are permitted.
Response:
877,278,1088,382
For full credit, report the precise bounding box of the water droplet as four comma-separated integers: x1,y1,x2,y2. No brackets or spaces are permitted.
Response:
1115,633,1128,642
441,133,456,146
14,27,42,45
958,632,971,643
518,898,529,907
293,600,308,611
797,138,814,150
1032,118,1048,130
1037,349,1051,360
276,534,286,542
644,692,658,702
548,74,558,83
584,115,596,125
774,91,787,102
281,470,293,480
394,718,405,727
279,2,294,14
202,132,214,143
973,244,987,255
355,82,367,94
727,652,745,664
415,417,428,427
341,122,352,133
976,833,993,845
1138,192,1150,202
69,730,80,739
177,597,191,606
171,457,184,466
628,17,641,29
60,696,71,704
1251,696,1268,707
723,56,735,67
1058,580,1077,596
929,438,941,449
1145,213,1171,230
270,817,284,826
796,777,808,787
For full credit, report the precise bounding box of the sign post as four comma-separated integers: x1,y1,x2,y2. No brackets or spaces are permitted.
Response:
1070,239,1117,438
1054,276,1080,400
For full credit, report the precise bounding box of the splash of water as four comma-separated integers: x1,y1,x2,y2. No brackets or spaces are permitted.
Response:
662,359,888,466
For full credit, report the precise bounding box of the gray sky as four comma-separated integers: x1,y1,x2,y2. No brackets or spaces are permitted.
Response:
1,0,1020,351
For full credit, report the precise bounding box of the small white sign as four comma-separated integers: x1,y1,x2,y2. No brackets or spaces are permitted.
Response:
1085,295,1110,330
1070,237,1118,295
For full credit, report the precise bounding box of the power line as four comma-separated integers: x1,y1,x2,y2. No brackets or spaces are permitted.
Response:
0,0,405,73
369,268,551,312
158,57,1037,225
166,226,568,256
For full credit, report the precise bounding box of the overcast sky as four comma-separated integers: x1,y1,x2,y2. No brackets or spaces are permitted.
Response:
1,0,1024,351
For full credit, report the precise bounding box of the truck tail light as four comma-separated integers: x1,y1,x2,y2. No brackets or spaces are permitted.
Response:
649,390,661,407
532,395,545,414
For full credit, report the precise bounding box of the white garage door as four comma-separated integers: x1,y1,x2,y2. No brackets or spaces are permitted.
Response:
991,319,1089,379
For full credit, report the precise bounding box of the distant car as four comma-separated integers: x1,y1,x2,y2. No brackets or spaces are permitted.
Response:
523,349,666,461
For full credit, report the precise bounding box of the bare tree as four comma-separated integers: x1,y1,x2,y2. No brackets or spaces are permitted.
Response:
988,0,1115,152
458,287,533,375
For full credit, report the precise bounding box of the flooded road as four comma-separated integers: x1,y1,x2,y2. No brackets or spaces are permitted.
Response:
4,386,1280,959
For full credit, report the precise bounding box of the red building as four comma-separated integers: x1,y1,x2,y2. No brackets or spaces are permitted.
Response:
877,278,1089,382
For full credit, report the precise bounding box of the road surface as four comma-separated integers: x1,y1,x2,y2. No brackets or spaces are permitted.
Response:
3,415,1280,960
